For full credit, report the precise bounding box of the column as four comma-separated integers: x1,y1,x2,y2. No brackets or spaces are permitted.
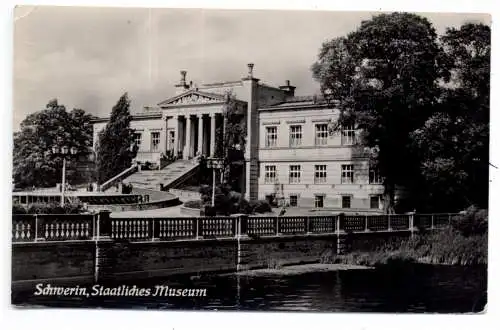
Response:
184,115,191,159
172,115,179,156
210,114,216,157
197,114,204,156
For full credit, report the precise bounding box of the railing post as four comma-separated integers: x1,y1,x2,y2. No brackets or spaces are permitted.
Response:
34,214,39,241
365,215,368,232
239,215,248,237
305,217,309,234
196,218,201,239
97,210,111,238
337,213,343,233
336,214,343,254
448,213,452,226
431,215,435,230
94,211,101,283
388,214,392,231
275,216,279,236
151,219,155,241
409,212,414,238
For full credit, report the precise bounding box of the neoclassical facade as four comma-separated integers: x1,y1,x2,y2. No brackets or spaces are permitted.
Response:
92,64,384,211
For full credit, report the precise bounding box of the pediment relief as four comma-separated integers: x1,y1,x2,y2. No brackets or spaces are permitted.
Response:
158,91,224,106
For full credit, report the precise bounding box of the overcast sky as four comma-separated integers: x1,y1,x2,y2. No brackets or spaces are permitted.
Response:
13,6,490,128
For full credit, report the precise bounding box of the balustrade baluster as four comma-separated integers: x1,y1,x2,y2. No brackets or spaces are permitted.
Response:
14,223,19,240
33,215,38,241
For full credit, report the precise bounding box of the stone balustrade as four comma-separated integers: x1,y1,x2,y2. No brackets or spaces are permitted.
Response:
12,212,460,244
12,214,96,242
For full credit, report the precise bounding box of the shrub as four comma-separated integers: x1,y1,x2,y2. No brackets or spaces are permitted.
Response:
141,161,154,170
198,183,259,215
238,197,253,214
451,206,488,236
183,200,202,209
122,183,133,194
204,205,216,217
252,199,272,214
13,202,85,214
12,203,27,214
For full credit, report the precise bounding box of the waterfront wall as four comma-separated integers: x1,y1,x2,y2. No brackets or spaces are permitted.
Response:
12,241,95,290
11,212,458,290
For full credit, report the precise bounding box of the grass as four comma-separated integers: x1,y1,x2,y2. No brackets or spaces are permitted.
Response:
321,228,487,267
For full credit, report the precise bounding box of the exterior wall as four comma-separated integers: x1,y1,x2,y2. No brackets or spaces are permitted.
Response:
257,106,384,210
92,117,166,164
258,161,384,209
257,85,287,106
130,117,165,152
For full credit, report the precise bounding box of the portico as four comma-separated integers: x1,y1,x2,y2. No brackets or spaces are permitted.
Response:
156,86,234,160
167,112,222,160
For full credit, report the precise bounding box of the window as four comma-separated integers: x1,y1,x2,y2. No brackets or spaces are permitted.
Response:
134,133,142,149
151,132,160,152
315,124,328,145
341,165,354,184
369,167,382,184
264,165,277,183
289,165,301,183
314,165,327,184
315,195,324,208
289,195,298,207
370,195,381,209
341,124,356,145
342,196,351,209
289,125,302,147
265,126,278,147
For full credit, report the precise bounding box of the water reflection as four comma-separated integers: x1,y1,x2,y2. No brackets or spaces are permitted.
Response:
12,264,486,313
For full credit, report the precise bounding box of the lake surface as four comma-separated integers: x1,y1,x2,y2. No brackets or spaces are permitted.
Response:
12,264,487,313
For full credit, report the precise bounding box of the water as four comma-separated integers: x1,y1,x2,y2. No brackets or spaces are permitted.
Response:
12,264,487,313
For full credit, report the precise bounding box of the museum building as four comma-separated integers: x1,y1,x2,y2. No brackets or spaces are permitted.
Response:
91,64,384,212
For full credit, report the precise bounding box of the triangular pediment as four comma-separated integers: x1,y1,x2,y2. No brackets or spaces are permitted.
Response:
158,90,226,106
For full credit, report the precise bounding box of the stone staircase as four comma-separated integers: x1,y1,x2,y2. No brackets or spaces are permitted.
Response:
122,160,199,191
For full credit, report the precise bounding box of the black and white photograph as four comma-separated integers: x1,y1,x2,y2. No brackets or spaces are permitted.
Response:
10,5,490,314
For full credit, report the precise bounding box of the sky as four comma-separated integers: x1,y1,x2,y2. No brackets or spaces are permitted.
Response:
13,7,491,128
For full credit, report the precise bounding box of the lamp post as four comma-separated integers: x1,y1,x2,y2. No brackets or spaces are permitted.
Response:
51,145,78,206
206,157,224,207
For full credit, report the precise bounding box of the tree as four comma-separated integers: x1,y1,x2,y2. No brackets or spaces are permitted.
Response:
95,93,137,183
312,12,445,212
13,99,93,188
214,92,247,191
411,23,490,211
